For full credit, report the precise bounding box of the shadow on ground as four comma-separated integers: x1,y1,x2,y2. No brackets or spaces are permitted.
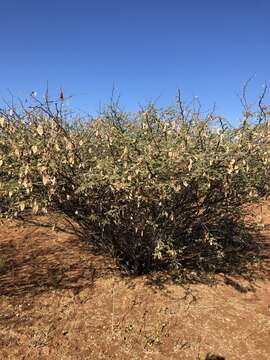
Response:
0,218,116,297
0,212,270,298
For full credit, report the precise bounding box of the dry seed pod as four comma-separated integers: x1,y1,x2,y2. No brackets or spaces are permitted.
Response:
42,174,50,186
20,203,25,211
32,203,39,214
188,158,193,171
31,145,38,154
37,124,44,136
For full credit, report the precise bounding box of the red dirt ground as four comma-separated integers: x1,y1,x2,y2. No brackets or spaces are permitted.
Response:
0,206,270,360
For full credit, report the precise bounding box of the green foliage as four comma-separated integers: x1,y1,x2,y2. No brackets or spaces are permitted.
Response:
0,95,270,275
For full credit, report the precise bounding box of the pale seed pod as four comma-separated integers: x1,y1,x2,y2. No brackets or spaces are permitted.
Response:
42,174,50,186
31,145,38,154
37,124,44,136
20,203,25,211
32,202,39,214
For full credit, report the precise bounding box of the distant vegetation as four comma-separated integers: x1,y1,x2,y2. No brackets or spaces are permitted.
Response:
0,89,269,277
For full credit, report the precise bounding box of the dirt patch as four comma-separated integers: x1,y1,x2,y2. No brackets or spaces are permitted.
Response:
0,211,270,359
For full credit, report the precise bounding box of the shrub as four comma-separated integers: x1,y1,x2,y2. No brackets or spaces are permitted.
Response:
0,94,269,275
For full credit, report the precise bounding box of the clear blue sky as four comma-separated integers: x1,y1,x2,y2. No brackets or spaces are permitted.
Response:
0,0,269,123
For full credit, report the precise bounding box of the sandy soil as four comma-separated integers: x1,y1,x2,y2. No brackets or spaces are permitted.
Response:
0,206,269,360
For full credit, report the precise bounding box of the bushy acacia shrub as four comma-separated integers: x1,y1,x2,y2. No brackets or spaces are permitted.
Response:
0,94,269,275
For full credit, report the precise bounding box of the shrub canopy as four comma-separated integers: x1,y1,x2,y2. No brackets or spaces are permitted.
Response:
0,95,269,275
